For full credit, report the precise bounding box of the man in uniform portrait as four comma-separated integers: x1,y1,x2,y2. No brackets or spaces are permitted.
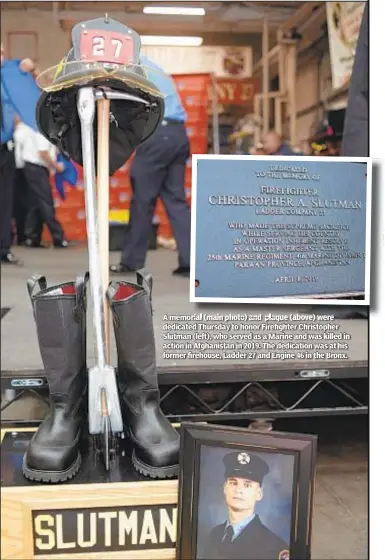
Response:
200,451,290,560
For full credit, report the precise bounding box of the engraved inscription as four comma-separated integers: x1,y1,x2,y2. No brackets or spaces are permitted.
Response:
202,164,365,285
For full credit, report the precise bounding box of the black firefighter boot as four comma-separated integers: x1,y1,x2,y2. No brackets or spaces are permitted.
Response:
22,273,89,483
107,270,180,479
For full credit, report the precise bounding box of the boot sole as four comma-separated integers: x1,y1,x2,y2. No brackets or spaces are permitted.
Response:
22,452,82,484
132,450,179,479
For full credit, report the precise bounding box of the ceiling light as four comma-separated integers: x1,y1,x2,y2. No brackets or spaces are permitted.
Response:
143,6,206,16
141,36,203,47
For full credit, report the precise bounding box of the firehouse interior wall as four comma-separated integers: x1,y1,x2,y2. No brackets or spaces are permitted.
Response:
0,2,347,144
0,2,342,242
1,3,337,143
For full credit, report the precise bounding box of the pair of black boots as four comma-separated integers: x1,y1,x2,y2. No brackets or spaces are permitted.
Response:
22,271,179,483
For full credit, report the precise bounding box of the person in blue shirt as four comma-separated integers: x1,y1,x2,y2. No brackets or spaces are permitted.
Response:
201,451,289,560
0,43,38,265
110,55,191,277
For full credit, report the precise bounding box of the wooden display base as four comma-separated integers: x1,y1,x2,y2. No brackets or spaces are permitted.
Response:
1,428,178,560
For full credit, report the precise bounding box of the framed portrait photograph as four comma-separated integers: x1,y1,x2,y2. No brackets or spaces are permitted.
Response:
176,423,317,560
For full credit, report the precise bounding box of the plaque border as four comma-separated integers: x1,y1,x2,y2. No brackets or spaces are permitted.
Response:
190,154,372,306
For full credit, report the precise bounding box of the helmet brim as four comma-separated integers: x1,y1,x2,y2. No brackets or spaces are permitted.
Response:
36,61,166,174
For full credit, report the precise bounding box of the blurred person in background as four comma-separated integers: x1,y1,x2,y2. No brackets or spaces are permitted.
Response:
12,116,30,246
229,114,262,155
337,1,368,319
325,140,341,156
310,118,343,157
110,55,191,278
311,140,329,156
1,42,39,264
249,142,265,156
262,130,298,156
299,139,313,156
341,2,368,157
18,122,68,248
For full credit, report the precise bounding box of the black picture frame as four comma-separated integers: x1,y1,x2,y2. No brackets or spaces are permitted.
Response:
176,423,317,560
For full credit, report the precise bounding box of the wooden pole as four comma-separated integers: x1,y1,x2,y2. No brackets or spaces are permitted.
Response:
253,94,261,146
287,43,297,147
262,16,269,134
276,28,284,135
277,29,285,96
275,98,282,134
97,98,111,361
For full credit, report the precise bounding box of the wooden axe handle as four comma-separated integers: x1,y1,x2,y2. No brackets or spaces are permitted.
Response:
97,98,111,361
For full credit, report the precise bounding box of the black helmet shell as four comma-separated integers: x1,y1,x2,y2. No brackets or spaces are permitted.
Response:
36,17,165,175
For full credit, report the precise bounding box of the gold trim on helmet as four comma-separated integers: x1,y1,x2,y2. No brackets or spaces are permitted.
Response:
53,57,65,80
37,60,165,99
